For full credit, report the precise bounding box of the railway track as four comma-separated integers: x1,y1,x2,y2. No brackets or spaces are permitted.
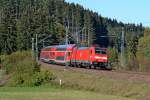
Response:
41,62,150,83
112,70,150,76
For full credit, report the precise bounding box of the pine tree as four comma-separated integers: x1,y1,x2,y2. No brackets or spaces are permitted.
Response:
0,0,17,54
83,10,94,46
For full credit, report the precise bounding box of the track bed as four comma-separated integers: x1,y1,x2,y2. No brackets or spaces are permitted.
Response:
41,62,150,83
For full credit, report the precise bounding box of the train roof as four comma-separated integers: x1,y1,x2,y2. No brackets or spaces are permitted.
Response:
43,46,53,49
43,44,76,49
78,47,89,50
42,44,107,50
55,44,76,48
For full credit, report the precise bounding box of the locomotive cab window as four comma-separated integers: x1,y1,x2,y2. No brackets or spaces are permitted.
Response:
68,52,71,56
95,48,106,54
90,50,92,54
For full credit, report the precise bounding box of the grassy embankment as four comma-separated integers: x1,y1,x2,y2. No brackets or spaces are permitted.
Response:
41,65,150,100
0,51,150,100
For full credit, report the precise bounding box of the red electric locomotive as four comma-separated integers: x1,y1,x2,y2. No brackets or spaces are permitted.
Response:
40,44,111,70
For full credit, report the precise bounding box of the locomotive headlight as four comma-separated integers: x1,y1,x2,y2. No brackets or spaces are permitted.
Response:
95,56,107,60
102,57,107,60
94,56,101,59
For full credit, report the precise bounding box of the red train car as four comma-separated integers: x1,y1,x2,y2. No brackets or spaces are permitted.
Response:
40,44,76,64
54,44,76,64
40,46,56,63
40,44,111,69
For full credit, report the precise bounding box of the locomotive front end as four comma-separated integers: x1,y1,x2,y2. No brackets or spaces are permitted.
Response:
93,48,109,69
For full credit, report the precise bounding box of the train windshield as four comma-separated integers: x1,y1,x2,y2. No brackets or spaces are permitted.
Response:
95,48,106,54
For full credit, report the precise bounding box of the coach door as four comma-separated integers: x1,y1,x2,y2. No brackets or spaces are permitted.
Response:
55,47,66,62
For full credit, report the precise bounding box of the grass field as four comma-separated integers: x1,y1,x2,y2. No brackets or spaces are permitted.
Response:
41,65,150,100
0,87,135,100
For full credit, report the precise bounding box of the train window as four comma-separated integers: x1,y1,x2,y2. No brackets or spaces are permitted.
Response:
90,50,92,54
95,48,106,54
68,52,71,56
56,48,67,51
50,52,54,56
56,56,65,60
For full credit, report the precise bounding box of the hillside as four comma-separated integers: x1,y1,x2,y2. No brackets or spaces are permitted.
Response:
0,0,144,54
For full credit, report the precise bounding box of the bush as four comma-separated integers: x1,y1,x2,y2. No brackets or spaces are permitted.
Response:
15,58,40,74
107,47,118,62
10,73,25,86
33,71,56,86
137,35,150,72
0,51,56,87
107,47,118,68
0,51,31,74
9,70,56,87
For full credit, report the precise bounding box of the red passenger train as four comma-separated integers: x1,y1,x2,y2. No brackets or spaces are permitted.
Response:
40,44,111,69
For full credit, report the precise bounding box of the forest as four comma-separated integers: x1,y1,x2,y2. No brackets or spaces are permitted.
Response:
0,0,149,71
0,0,144,53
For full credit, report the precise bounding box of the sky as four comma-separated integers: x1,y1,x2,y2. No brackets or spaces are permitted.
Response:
65,0,150,27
